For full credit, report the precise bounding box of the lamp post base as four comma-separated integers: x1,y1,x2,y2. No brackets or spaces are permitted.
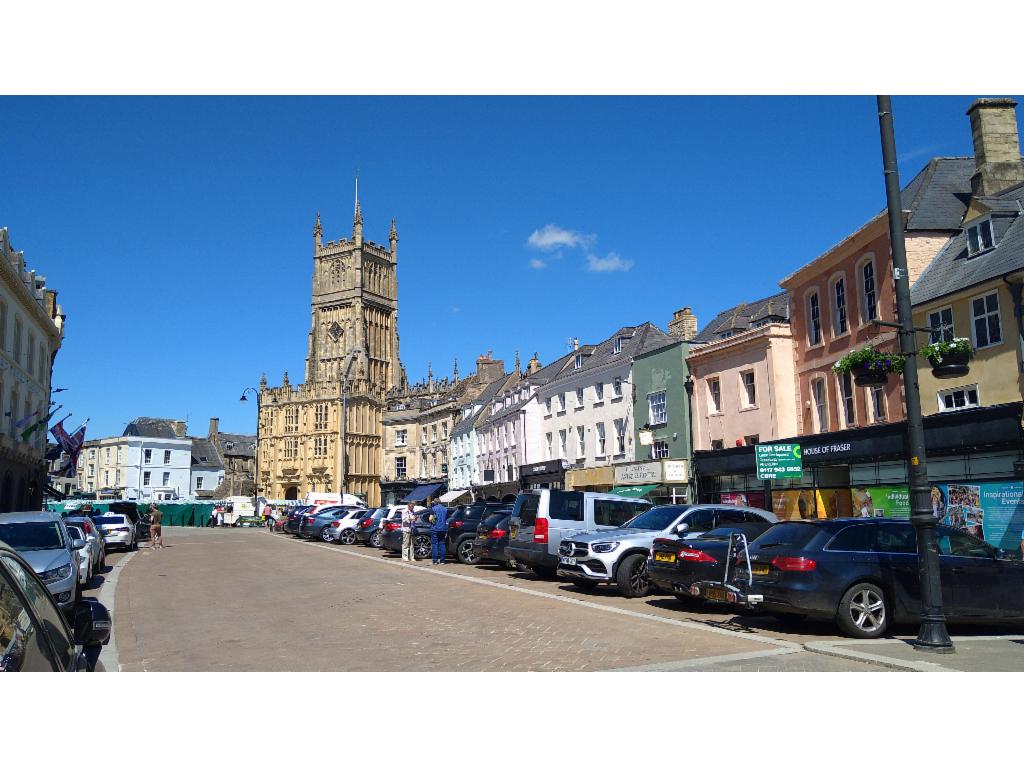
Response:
912,618,956,653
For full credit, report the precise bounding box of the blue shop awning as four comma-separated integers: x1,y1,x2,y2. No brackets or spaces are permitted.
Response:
401,483,444,503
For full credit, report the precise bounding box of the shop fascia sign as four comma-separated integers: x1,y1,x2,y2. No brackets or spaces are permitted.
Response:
663,459,689,483
615,461,662,484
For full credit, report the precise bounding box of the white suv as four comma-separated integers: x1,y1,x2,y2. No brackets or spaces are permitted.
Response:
557,504,776,598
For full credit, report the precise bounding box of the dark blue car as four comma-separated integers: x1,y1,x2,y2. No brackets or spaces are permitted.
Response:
696,518,1024,639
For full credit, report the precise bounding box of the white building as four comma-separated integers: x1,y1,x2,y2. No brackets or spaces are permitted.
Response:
1,227,66,512
189,436,225,498
448,374,510,491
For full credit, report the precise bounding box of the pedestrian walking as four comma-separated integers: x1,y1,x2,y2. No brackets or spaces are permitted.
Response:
217,506,225,527
428,497,448,564
401,501,417,561
149,504,164,549
209,506,219,528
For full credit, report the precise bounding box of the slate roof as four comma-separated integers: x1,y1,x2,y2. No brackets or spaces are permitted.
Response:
217,432,255,458
899,157,975,231
123,417,183,439
912,181,1024,305
541,322,676,392
451,374,513,438
190,437,224,470
691,292,790,344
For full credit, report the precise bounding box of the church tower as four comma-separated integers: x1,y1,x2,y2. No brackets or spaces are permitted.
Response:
259,184,402,507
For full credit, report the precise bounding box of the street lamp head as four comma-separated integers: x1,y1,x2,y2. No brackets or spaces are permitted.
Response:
239,394,248,402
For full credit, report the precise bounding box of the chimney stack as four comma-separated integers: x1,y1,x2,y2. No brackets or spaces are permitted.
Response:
171,420,187,438
573,337,580,352
526,352,543,376
669,307,699,341
209,417,219,438
967,98,1024,196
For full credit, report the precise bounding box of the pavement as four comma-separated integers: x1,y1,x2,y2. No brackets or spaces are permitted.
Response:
89,527,1024,672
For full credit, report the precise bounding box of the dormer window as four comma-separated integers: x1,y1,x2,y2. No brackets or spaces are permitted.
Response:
613,337,622,355
574,353,582,369
967,218,995,255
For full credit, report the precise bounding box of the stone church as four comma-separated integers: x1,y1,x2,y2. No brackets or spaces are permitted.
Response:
257,194,405,506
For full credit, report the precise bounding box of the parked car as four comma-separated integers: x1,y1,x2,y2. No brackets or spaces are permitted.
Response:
700,518,1024,639
63,524,94,587
647,519,775,600
0,540,112,671
63,515,106,573
110,502,149,542
0,512,84,616
301,506,364,542
92,514,137,551
284,506,314,535
508,490,653,578
447,502,512,564
381,511,433,558
471,511,522,568
354,508,390,546
557,504,777,597
369,505,425,548
327,508,378,544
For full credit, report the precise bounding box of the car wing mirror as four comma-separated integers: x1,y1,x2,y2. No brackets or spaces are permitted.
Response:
675,522,690,536
73,600,112,646
71,538,87,550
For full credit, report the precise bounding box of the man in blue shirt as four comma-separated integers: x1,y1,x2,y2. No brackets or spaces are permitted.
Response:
429,497,448,564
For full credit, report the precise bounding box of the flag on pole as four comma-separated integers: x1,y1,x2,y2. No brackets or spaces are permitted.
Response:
21,404,62,442
54,421,88,477
15,407,42,431
50,415,76,455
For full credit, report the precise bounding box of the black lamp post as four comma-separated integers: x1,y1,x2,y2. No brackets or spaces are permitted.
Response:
876,96,954,652
239,387,261,502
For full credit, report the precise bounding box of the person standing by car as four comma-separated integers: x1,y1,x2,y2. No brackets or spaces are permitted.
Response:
401,501,417,562
148,504,163,549
429,498,448,565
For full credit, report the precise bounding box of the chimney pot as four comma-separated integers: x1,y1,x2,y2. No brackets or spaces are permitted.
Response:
967,97,1024,196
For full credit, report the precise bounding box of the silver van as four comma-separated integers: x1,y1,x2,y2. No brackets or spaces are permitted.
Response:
506,490,652,577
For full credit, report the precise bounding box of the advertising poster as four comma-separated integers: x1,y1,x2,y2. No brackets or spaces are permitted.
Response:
851,486,911,518
772,489,852,521
929,481,1024,551
721,492,767,510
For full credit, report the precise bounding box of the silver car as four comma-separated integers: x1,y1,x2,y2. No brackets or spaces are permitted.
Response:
0,512,84,615
92,514,137,551
64,524,94,587
64,516,106,574
557,504,777,598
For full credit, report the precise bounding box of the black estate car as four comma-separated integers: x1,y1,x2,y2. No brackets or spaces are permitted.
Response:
447,503,512,564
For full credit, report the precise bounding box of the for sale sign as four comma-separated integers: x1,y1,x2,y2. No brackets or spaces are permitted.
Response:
755,444,802,480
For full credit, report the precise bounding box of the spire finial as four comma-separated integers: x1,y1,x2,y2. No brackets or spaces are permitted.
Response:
352,173,363,245
313,211,322,244
515,350,521,373
453,357,459,382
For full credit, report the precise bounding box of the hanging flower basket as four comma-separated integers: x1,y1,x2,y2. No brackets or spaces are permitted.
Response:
833,346,905,387
922,338,972,379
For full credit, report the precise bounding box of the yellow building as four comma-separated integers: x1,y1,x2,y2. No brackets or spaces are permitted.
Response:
258,196,404,506
911,98,1024,417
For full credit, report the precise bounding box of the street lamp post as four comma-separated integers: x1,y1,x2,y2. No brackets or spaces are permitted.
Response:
876,95,954,652
239,387,261,506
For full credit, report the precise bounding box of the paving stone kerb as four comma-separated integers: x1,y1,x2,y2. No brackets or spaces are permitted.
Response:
115,528,781,672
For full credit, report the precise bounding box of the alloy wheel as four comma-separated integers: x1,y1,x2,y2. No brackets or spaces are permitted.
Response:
630,559,649,594
320,527,333,543
340,529,356,545
849,587,886,631
414,536,431,559
458,540,479,565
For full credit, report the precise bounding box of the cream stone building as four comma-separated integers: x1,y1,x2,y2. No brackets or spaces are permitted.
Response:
258,196,404,506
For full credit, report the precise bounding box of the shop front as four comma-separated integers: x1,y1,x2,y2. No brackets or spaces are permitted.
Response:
519,460,569,491
693,403,1024,551
566,466,614,492
610,459,690,504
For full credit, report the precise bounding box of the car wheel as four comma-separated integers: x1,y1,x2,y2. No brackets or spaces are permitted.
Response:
571,579,598,592
319,527,333,543
340,529,357,545
414,535,432,560
615,553,650,598
836,582,888,639
370,531,382,548
456,539,480,565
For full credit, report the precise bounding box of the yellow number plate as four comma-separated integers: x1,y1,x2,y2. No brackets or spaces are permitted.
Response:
751,564,770,575
654,552,676,563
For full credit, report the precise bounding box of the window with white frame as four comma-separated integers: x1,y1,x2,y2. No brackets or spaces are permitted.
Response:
838,371,855,427
937,384,979,412
26,334,34,377
395,456,407,477
614,418,626,454
595,382,604,402
596,422,606,456
105,447,110,462
559,429,567,458
613,337,622,354
115,469,120,485
87,463,95,478
103,470,109,486
740,370,757,408
576,387,584,407
708,378,721,414
869,385,887,423
832,276,848,335
558,393,566,412
162,471,170,486
546,432,553,459
576,426,585,459
652,440,669,459
395,428,407,446
860,258,878,323
313,436,327,457
966,218,994,256
163,449,171,465
142,470,151,486
648,391,667,425
144,448,152,464
574,353,582,369
928,307,954,344
808,291,822,346
432,425,438,443
612,377,623,397
196,476,204,489
811,378,828,433
545,397,552,415
443,422,448,439
971,291,1002,349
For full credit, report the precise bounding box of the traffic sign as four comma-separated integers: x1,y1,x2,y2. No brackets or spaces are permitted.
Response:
755,443,802,480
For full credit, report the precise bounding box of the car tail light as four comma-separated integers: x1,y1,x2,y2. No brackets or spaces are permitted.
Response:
489,529,507,539
330,521,341,528
83,521,94,534
677,547,717,563
450,520,464,529
385,521,400,532
771,556,817,572
361,519,372,528
533,517,548,544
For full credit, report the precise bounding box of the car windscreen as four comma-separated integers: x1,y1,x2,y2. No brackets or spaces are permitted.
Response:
93,516,126,526
0,522,66,551
751,522,819,550
619,505,688,530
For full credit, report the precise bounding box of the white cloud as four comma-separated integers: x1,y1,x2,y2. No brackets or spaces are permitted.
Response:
527,224,596,251
451,306,461,314
528,258,548,269
585,252,634,273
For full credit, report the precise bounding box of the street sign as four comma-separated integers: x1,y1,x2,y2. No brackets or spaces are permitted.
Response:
755,443,802,480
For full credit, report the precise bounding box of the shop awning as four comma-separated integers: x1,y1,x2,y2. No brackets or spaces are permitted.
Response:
401,483,444,503
610,484,659,498
438,489,470,504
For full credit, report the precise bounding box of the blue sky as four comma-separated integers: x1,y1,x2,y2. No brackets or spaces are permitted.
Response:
0,96,1009,439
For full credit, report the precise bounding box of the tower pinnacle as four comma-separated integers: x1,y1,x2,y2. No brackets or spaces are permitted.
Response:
313,211,322,246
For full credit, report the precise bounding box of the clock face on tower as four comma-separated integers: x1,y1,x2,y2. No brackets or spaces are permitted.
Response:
327,321,343,343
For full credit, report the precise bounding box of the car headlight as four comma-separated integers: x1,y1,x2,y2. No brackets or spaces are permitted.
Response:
41,564,73,584
591,542,620,554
